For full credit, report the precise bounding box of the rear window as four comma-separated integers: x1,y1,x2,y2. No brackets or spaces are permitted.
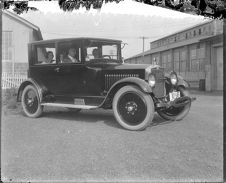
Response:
34,43,56,65
57,41,82,64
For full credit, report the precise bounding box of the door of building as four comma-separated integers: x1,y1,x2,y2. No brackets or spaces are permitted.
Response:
216,47,223,90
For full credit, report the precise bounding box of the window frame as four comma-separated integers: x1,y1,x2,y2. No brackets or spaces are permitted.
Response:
57,40,83,65
32,42,57,66
83,40,121,63
2,31,13,62
190,48,199,72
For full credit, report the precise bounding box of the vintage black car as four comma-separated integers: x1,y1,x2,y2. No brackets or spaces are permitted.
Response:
17,37,195,131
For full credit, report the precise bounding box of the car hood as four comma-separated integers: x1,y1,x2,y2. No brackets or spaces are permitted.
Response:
103,63,161,71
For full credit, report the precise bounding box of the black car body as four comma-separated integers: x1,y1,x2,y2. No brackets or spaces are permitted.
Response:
18,37,195,130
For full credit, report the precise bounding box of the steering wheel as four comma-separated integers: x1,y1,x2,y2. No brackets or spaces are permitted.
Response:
102,55,111,59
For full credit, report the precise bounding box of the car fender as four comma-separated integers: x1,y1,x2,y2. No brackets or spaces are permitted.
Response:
17,78,47,102
177,75,189,88
100,77,152,107
165,73,189,89
110,77,152,93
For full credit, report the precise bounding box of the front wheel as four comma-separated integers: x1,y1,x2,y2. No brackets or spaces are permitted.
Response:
21,85,43,118
157,87,191,121
113,85,155,131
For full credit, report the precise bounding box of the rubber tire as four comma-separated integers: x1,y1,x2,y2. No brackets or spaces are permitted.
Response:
21,85,43,118
113,85,154,131
157,87,191,121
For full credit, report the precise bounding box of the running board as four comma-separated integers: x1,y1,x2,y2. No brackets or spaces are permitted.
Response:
41,103,99,109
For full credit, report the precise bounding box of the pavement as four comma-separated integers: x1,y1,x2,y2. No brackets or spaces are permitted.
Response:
1,92,223,182
188,89,223,96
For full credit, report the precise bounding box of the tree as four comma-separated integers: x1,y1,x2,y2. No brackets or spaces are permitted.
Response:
2,0,225,19
2,1,38,14
58,0,226,19
137,0,226,18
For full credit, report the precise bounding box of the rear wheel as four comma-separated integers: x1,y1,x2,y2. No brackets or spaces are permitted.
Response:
113,85,154,131
157,87,191,121
21,85,43,118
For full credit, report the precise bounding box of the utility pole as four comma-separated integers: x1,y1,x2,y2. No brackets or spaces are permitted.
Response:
139,36,149,62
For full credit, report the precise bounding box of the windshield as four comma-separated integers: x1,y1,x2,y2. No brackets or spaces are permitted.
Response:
84,40,121,63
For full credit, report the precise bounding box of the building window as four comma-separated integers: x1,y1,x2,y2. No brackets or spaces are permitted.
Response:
161,52,171,71
189,43,206,72
180,50,186,72
162,54,167,68
173,51,180,72
197,44,205,71
167,53,172,70
199,28,201,35
2,31,13,61
190,48,199,71
153,55,160,65
197,46,205,59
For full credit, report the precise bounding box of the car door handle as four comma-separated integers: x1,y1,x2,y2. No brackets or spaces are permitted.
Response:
54,67,60,72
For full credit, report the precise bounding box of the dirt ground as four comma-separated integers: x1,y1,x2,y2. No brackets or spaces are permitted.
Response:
1,92,223,182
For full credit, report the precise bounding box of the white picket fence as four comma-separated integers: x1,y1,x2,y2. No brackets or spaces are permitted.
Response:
2,73,27,89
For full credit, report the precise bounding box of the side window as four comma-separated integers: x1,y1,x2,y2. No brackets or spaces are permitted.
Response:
85,47,99,61
35,44,56,65
85,44,118,62
58,42,82,64
102,45,118,59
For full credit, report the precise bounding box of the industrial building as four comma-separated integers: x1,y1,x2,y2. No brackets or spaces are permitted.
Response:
125,19,223,91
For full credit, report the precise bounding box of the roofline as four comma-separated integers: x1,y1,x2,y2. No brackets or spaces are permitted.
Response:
150,19,214,44
125,20,221,61
29,37,122,44
125,33,223,61
3,10,40,31
126,50,151,60
3,10,43,40
200,33,223,42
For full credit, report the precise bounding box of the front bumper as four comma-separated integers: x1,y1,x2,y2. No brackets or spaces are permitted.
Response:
156,96,196,109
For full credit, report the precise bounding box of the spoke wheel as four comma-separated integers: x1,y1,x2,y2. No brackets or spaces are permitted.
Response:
113,85,154,131
157,87,191,121
21,85,43,118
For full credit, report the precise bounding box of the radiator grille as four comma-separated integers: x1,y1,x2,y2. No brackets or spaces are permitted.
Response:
104,74,139,90
152,68,165,98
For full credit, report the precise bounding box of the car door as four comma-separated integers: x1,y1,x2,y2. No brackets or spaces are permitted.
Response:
29,42,62,95
56,62,103,96
55,41,103,97
56,62,86,95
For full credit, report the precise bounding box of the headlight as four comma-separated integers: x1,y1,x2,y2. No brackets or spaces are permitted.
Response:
148,74,156,87
170,72,178,85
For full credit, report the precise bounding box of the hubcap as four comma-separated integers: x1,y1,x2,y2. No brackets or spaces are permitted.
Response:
117,92,147,126
125,101,138,115
24,89,38,114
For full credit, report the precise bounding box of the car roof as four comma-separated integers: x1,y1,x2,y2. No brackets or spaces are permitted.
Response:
30,37,122,44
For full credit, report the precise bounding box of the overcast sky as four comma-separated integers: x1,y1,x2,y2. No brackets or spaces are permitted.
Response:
19,0,208,59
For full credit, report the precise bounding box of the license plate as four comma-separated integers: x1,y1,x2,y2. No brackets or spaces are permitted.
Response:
74,98,85,105
169,91,180,101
